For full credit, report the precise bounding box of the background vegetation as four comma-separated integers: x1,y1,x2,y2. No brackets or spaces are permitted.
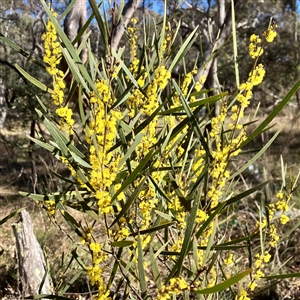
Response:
1,0,300,299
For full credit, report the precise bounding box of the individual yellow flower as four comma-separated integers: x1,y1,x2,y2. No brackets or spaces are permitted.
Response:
280,214,289,225
263,252,271,263
131,17,138,24
276,191,284,199
224,252,233,265
249,34,264,58
44,200,56,216
248,281,258,291
235,288,251,300
276,200,289,211
254,270,265,280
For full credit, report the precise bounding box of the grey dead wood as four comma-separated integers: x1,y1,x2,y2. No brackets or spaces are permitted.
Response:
12,210,52,298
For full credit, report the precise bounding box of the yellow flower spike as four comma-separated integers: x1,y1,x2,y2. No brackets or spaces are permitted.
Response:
42,9,75,134
269,224,280,247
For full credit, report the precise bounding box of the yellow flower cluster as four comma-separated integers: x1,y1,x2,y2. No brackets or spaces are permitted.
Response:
80,226,112,299
56,106,74,130
264,22,277,43
181,70,198,98
224,252,234,265
128,17,138,60
235,288,251,300
241,189,290,299
80,226,93,244
123,21,175,260
44,200,56,216
275,190,290,224
249,34,263,59
256,189,291,250
172,69,197,111
166,69,201,158
87,79,122,215
155,277,189,300
162,30,172,53
127,65,170,119
246,251,271,292
207,102,247,208
42,10,74,134
222,28,275,220
139,188,158,229
192,147,206,181
169,236,184,258
129,65,171,248
127,65,171,167
207,266,217,287
144,66,171,115
112,225,130,241
236,63,265,109
194,75,206,92
235,24,277,300
86,242,110,300
42,10,61,78
196,221,214,269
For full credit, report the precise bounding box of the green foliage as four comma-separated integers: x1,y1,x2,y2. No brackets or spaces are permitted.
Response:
2,1,299,299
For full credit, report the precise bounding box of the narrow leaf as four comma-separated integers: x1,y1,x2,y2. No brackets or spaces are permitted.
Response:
0,208,25,226
111,150,154,202
111,240,134,248
137,234,147,298
195,269,252,294
242,79,300,147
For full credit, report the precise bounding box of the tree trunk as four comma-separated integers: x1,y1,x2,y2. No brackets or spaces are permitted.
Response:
13,210,52,297
195,0,246,88
111,0,141,52
0,78,7,128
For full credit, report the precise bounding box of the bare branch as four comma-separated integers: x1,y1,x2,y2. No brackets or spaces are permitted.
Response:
217,0,226,27
111,0,141,53
61,0,88,107
182,0,204,13
196,0,247,81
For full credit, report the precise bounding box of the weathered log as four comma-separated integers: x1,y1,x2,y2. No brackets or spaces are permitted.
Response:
12,210,52,297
